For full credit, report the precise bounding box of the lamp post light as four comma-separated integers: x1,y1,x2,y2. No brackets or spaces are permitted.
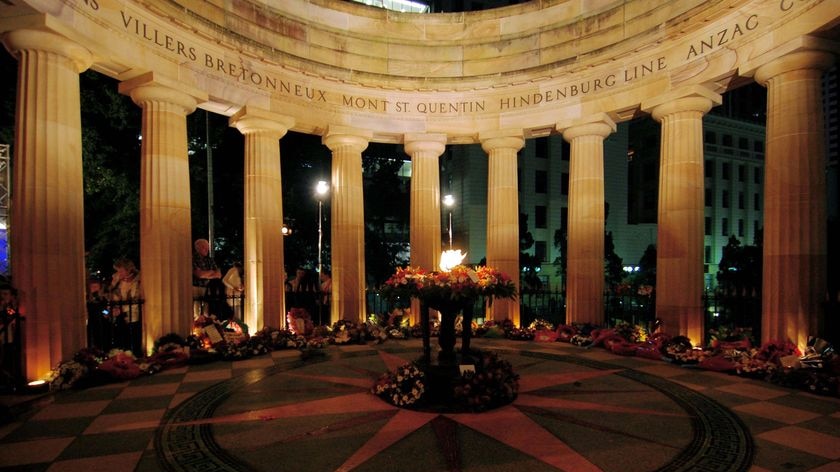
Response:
315,180,329,275
315,180,329,325
443,194,454,250
439,194,466,272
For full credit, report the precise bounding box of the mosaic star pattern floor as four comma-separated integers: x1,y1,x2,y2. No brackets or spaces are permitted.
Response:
1,339,839,472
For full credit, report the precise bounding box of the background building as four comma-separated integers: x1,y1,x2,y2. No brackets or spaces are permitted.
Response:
443,111,769,292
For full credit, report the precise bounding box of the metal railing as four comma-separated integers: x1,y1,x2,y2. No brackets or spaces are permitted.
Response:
83,288,839,351
0,308,23,392
86,299,144,353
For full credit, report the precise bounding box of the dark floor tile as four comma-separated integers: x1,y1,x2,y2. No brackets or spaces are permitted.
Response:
127,373,186,386
176,380,219,393
798,416,840,438
668,371,740,388
701,388,757,408
734,411,787,435
752,438,832,472
101,395,174,414
0,464,50,472
55,429,154,461
133,449,162,472
0,417,93,443
185,361,232,372
52,388,122,404
769,394,840,415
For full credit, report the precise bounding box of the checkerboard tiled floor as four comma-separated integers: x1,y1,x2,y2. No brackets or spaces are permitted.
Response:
0,340,837,472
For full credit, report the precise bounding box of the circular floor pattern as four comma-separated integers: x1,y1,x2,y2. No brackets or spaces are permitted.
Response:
154,342,753,472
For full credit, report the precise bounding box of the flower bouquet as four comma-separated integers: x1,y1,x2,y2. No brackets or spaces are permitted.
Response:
287,307,314,336
371,362,426,407
383,265,516,361
453,351,519,412
381,265,516,311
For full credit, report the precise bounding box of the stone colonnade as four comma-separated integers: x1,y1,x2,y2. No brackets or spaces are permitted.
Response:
2,26,835,381
405,134,447,326
559,114,616,326
753,50,836,350
642,86,722,344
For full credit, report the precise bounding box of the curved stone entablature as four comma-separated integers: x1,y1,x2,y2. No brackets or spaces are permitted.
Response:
0,0,837,142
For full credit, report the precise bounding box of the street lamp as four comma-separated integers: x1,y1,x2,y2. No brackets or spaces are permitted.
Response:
440,194,465,272
315,180,329,275
443,194,454,250
315,180,329,325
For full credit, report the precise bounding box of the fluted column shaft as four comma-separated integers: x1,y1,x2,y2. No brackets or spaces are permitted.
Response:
405,134,446,325
4,30,92,381
560,117,616,325
755,51,835,348
647,92,718,344
481,131,524,325
230,108,294,331
120,73,204,353
323,127,371,323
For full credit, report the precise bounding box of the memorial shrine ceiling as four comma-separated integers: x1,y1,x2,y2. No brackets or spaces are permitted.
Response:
0,0,838,142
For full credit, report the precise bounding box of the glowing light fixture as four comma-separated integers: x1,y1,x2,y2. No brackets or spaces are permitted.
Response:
27,379,48,393
440,249,466,272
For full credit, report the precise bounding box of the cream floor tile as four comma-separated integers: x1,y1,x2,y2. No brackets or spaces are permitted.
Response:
83,409,166,435
634,364,686,378
271,350,302,359
231,357,275,369
716,382,789,401
807,461,840,472
32,400,111,420
117,382,181,399
670,380,708,392
758,426,840,460
733,401,822,424
182,369,232,383
47,451,143,472
168,392,196,409
0,437,74,466
749,466,775,472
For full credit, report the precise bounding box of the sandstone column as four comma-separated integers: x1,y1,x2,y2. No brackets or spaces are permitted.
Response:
480,130,524,325
323,126,371,323
119,72,207,353
753,49,835,348
642,86,721,344
404,133,447,325
558,114,616,325
230,107,294,331
4,30,92,382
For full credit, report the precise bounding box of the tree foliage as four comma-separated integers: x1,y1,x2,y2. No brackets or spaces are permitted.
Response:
716,235,762,293
519,213,542,289
363,150,410,286
604,231,623,289
79,71,142,278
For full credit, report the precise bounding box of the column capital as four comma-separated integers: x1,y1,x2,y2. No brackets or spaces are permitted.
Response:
557,113,616,142
754,50,836,86
2,29,92,72
403,133,447,156
230,106,295,138
119,71,208,115
322,125,372,153
641,85,721,123
741,35,838,81
479,129,524,154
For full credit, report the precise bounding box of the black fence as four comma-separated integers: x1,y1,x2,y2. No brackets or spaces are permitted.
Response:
0,309,23,393
79,288,839,353
87,299,144,353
